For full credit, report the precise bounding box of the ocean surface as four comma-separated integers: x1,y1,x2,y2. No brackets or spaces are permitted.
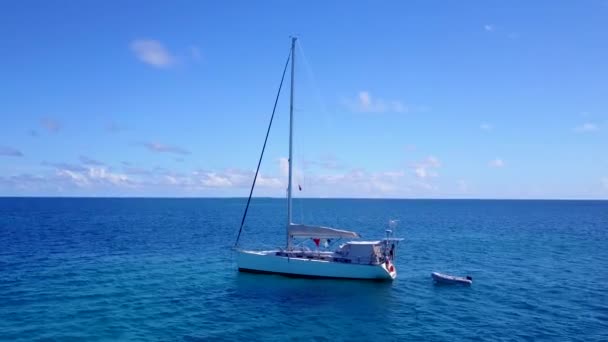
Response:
1,198,607,341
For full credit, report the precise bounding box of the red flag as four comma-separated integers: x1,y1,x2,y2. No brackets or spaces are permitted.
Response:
312,238,320,247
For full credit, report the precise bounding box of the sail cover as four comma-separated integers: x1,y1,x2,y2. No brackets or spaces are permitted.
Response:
288,224,360,239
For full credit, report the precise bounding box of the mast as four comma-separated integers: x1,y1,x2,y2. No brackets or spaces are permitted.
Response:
287,37,296,247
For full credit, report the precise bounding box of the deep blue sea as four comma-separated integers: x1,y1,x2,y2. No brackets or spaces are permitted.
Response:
1,198,607,341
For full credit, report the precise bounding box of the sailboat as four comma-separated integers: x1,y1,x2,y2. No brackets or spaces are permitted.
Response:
235,38,403,280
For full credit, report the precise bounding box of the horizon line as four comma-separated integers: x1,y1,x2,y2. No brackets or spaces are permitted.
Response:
0,196,606,201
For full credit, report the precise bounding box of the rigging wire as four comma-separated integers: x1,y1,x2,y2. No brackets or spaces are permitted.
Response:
296,40,331,225
234,50,292,248
294,41,310,225
297,40,331,122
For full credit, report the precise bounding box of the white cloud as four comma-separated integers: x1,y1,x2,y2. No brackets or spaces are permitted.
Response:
55,166,130,187
130,39,175,68
480,123,494,131
42,164,283,192
189,168,283,190
414,167,427,179
489,158,505,168
88,167,129,186
412,156,441,179
484,24,494,32
311,168,406,196
256,175,282,188
10,155,453,197
56,169,89,187
0,160,451,197
346,91,408,113
279,157,290,177
359,91,371,107
279,157,309,191
200,172,233,187
165,175,178,185
574,123,599,133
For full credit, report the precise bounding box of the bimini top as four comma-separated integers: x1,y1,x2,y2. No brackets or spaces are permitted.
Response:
288,224,360,239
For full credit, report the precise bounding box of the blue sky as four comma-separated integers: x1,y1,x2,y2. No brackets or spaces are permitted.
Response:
1,1,607,198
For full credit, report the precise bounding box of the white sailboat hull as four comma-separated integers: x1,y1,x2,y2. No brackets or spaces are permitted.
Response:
237,250,396,280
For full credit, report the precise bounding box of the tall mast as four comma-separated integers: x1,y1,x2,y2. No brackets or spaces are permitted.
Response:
287,37,296,247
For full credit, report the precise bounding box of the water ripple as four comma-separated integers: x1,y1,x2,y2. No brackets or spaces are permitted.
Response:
1,198,607,341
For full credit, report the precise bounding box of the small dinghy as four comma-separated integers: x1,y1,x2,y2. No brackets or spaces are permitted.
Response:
431,272,472,285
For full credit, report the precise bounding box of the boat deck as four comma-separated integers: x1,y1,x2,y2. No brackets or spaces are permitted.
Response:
274,250,382,265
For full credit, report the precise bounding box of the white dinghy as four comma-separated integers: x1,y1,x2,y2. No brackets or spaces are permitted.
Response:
431,272,473,285
233,38,403,281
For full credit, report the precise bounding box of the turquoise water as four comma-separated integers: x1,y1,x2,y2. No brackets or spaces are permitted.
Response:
1,198,607,341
